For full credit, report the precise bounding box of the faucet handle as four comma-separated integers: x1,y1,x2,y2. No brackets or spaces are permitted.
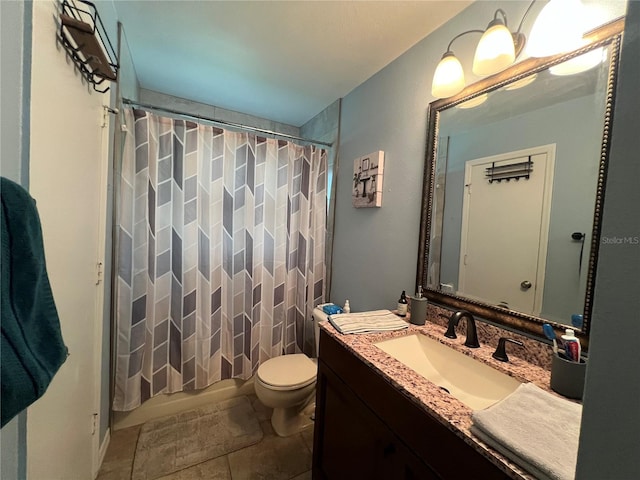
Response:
492,337,524,362
442,313,457,339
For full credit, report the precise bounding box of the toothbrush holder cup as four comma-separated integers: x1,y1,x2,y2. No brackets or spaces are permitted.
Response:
408,296,428,326
550,352,586,400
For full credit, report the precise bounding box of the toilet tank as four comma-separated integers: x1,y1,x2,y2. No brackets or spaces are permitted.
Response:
312,307,330,357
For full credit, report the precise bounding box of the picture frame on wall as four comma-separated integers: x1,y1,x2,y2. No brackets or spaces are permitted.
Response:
353,151,384,208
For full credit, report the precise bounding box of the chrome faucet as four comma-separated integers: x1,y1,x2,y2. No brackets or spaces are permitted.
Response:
444,310,480,348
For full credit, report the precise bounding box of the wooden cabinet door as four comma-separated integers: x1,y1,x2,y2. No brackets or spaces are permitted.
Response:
315,362,385,479
314,361,438,480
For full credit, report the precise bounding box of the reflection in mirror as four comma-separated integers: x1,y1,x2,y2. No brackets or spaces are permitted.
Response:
418,20,623,340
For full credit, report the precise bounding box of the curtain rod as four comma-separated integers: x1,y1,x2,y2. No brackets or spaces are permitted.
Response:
121,98,333,148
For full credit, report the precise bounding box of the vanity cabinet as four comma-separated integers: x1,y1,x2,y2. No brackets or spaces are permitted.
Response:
312,329,511,480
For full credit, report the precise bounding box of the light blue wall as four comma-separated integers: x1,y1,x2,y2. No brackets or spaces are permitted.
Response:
576,3,640,477
438,93,605,324
0,0,31,478
1,0,31,184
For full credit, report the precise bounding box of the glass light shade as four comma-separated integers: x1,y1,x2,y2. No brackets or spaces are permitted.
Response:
550,47,604,76
431,52,465,98
458,93,488,109
527,0,585,58
505,73,538,91
472,23,515,76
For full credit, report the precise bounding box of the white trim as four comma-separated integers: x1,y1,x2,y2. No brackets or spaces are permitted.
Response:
94,428,111,479
92,105,112,477
458,144,556,315
535,144,556,315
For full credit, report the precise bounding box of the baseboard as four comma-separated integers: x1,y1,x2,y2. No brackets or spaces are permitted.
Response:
113,377,255,430
94,428,111,479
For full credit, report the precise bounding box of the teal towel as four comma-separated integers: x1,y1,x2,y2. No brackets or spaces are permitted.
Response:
1,177,68,427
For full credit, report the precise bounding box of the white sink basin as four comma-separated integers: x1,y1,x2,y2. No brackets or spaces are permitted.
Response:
374,334,521,410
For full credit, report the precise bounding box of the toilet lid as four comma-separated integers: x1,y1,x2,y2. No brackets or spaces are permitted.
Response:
257,354,317,389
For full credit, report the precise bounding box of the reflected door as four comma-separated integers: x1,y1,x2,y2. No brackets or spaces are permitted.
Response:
458,147,554,314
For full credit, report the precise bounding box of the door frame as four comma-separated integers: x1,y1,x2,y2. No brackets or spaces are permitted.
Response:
458,144,556,315
93,106,112,476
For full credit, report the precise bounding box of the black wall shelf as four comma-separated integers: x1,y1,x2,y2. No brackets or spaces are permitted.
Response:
58,0,119,93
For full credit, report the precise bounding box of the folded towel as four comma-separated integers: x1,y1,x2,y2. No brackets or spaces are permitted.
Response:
471,383,582,480
328,310,408,334
471,427,554,480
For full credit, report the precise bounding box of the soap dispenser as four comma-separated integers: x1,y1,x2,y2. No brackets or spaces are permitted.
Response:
343,300,351,314
397,291,408,317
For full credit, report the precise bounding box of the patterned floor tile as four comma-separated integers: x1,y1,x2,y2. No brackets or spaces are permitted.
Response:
156,455,232,480
227,421,312,480
97,395,315,480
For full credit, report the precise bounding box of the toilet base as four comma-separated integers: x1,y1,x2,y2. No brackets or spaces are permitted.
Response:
270,395,316,437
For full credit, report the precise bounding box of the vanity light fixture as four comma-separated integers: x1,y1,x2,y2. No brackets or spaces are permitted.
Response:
431,50,468,99
472,10,521,77
431,2,537,99
527,0,587,58
431,0,599,99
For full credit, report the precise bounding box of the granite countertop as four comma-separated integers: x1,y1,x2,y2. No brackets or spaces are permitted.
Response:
320,317,557,480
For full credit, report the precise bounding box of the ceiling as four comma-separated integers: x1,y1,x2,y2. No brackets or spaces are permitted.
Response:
112,1,472,127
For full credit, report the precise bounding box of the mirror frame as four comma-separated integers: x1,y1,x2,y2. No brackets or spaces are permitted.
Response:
417,19,624,345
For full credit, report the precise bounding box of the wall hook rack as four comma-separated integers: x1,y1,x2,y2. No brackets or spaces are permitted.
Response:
58,0,119,93
485,157,534,183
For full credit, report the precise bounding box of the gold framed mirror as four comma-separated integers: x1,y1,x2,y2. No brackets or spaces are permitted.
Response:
417,19,624,345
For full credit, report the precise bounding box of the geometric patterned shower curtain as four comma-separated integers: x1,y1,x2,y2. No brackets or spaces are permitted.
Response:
113,109,327,411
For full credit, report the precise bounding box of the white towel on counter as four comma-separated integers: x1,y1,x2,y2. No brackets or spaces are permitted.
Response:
328,310,408,334
471,382,582,480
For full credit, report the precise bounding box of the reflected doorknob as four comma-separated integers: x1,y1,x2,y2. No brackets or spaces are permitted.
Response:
520,280,532,290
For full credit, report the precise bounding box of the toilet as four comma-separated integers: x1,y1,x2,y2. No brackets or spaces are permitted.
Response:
254,307,328,436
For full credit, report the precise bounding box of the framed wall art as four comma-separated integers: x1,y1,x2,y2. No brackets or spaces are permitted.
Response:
353,151,384,208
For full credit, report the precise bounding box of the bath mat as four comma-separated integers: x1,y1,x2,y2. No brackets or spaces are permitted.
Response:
132,396,263,480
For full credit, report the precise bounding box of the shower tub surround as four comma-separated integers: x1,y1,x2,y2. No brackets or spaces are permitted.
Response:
318,310,558,479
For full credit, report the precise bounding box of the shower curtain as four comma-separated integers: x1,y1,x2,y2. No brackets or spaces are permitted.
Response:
113,109,327,411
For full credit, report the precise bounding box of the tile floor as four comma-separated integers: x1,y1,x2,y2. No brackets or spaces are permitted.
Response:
97,395,313,480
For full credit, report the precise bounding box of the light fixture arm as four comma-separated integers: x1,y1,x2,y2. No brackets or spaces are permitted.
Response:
493,8,509,25
445,29,485,54
516,0,538,36
513,0,538,59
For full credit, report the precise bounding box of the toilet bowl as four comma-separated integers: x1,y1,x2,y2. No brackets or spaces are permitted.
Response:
254,307,328,436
